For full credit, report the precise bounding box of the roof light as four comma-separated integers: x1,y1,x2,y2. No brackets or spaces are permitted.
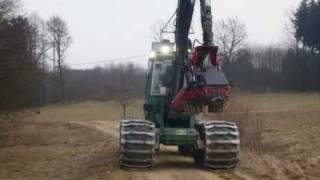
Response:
149,51,156,59
160,45,171,54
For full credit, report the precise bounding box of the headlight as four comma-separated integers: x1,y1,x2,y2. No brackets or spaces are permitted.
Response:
149,51,156,59
160,45,171,54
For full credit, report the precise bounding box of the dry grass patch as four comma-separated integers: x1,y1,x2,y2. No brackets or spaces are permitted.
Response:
0,109,118,180
228,93,320,180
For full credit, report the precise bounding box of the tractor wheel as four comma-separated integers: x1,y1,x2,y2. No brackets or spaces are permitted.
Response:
195,121,240,169
119,119,156,170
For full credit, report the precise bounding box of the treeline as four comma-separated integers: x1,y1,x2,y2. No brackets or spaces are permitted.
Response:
229,47,320,92
62,64,145,102
0,0,73,115
41,64,146,117
0,0,145,117
215,0,319,92
294,0,320,52
1,1,43,114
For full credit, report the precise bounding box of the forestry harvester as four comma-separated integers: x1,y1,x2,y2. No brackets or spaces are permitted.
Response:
119,0,240,170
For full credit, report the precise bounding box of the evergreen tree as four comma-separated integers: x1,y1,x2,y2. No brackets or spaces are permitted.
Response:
294,0,320,52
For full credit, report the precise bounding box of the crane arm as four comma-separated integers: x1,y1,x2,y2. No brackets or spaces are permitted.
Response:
171,0,231,114
173,0,196,96
173,0,214,96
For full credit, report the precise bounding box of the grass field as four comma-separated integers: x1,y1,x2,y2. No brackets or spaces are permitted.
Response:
232,93,320,179
0,93,319,180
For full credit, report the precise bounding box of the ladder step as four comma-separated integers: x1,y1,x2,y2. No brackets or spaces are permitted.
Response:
121,139,155,145
121,131,155,137
206,139,240,144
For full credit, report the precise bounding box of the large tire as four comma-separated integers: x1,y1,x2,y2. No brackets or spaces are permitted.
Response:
119,119,156,170
195,121,240,169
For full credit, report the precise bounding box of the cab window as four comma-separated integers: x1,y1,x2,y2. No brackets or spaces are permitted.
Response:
150,60,172,95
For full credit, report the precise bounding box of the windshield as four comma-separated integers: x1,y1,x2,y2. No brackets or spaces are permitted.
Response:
151,60,173,95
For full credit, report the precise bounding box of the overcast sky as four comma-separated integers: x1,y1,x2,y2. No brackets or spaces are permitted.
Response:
23,0,301,69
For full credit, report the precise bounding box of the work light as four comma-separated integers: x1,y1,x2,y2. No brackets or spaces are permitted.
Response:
160,45,171,54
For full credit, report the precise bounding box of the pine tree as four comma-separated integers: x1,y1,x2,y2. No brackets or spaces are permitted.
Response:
294,0,320,52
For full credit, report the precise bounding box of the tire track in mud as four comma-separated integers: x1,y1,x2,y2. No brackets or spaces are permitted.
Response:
73,120,255,180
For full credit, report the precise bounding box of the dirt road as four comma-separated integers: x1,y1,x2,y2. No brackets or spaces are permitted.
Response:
75,120,254,180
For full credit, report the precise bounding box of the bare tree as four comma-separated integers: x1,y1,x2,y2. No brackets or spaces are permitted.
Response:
0,0,19,18
28,14,51,64
28,14,52,104
249,45,286,91
117,68,134,118
213,18,247,76
283,9,299,49
107,63,145,118
47,16,72,101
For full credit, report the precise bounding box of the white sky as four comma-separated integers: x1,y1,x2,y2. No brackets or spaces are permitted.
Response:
23,0,301,69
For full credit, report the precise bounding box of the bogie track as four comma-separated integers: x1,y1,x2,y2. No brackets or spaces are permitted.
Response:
195,121,240,169
119,119,156,170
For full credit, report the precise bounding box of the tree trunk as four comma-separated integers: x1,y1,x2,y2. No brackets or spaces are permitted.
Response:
224,57,231,78
57,41,64,102
41,57,46,105
58,64,63,101
122,105,127,119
